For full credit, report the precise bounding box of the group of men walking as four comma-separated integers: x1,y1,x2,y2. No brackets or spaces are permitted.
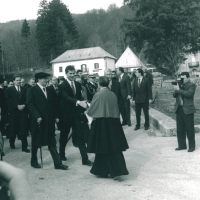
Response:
0,65,155,170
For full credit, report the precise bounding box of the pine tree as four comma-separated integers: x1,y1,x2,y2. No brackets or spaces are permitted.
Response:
36,0,79,64
21,19,30,38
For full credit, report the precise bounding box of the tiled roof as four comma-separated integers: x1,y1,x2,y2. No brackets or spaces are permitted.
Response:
50,47,117,63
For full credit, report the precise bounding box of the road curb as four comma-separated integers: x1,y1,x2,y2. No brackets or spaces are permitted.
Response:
132,107,200,137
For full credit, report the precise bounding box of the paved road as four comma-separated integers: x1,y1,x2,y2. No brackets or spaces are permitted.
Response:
2,123,200,200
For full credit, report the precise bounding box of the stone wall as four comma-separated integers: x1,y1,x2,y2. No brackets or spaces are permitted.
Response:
153,77,200,89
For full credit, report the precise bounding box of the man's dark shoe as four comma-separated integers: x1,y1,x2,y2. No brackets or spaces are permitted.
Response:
128,123,132,127
31,163,41,169
175,147,187,151
55,164,69,170
60,155,67,161
144,126,149,130
22,148,30,153
188,148,195,152
82,160,93,166
134,126,140,131
121,123,128,126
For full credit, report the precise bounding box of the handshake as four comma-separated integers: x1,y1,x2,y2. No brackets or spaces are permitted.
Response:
77,101,90,109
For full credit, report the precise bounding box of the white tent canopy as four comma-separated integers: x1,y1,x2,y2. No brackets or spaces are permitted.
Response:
115,46,144,70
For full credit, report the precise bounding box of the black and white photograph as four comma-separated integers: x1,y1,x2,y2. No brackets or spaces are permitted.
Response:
0,0,200,199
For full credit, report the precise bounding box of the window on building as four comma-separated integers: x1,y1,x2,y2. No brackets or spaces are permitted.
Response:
59,67,63,72
81,64,87,72
94,63,99,69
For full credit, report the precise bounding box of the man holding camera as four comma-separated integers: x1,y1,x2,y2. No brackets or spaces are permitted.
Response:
173,72,196,152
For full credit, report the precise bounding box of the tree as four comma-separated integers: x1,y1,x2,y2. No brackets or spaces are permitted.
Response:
36,0,79,65
21,19,31,68
21,19,30,38
123,0,200,75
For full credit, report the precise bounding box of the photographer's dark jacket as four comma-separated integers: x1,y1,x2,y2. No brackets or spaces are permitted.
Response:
173,80,196,115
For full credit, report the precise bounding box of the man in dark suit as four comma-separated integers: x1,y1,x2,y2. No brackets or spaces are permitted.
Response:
5,75,30,152
85,75,97,103
47,76,60,130
105,69,121,109
26,72,68,170
132,68,152,130
142,66,154,87
173,72,196,152
117,67,132,126
59,65,92,166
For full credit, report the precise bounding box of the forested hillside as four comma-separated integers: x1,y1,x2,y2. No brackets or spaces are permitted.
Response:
0,3,134,74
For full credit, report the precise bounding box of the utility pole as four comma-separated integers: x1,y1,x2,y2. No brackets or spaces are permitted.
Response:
1,49,5,79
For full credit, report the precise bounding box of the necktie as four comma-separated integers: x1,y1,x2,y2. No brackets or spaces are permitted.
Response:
17,86,20,93
71,81,76,96
43,87,47,98
138,79,141,87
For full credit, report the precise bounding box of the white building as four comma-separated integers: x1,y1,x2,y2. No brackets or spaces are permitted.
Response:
51,47,116,77
179,52,200,77
115,46,143,72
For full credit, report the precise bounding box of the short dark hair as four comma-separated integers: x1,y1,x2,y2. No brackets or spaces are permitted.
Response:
137,68,144,76
112,70,116,75
181,72,190,78
59,77,65,82
13,75,21,81
8,79,13,84
77,70,82,74
118,67,124,73
74,75,81,80
65,65,75,74
99,76,109,87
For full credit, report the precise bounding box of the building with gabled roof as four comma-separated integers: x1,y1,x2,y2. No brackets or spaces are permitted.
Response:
51,47,117,77
115,46,143,71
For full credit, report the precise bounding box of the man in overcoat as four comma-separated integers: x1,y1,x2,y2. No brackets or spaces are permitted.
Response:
117,67,132,126
26,72,68,169
85,75,97,102
5,75,30,152
132,68,152,130
59,65,92,166
105,69,121,110
173,72,196,152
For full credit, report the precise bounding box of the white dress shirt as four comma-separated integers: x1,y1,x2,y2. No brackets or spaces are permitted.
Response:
37,83,47,98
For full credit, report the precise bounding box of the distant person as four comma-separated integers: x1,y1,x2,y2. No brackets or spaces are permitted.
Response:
142,66,154,87
111,70,118,81
5,75,30,152
117,67,132,126
20,78,26,87
77,69,82,77
29,78,36,87
8,80,14,87
58,77,65,85
85,75,97,103
26,72,68,170
104,69,121,110
86,76,129,179
132,68,152,131
47,76,60,129
173,72,196,152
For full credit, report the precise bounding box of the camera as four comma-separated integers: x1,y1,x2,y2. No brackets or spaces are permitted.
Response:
172,78,184,89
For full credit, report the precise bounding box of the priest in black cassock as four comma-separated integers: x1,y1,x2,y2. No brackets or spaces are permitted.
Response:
86,76,129,179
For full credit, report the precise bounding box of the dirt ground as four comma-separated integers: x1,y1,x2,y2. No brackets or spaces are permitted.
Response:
2,115,200,200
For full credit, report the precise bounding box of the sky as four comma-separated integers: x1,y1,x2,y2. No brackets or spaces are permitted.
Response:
0,0,124,23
